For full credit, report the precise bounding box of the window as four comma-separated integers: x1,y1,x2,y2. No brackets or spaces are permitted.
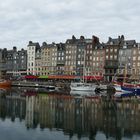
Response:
90,56,92,60
133,57,136,61
106,55,108,59
78,54,81,58
133,50,136,55
114,55,117,59
96,63,99,66
78,61,80,65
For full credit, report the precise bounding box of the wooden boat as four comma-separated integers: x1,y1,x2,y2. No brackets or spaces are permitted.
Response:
0,80,12,87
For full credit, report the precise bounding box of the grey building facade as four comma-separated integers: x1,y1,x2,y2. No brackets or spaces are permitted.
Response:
0,48,7,78
56,43,65,75
6,47,27,77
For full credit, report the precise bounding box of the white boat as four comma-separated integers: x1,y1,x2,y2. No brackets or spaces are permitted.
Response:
45,85,56,90
70,49,97,92
70,82,96,91
70,90,94,96
96,84,108,90
113,83,122,92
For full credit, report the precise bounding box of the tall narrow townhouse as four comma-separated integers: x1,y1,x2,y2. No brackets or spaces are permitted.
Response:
0,48,7,78
92,36,105,78
76,36,86,77
18,48,27,76
6,47,16,77
35,48,41,76
41,42,57,75
82,37,95,77
85,39,93,76
5,47,27,77
131,42,139,78
56,43,65,75
6,47,19,77
27,41,40,75
65,36,77,75
104,36,123,82
50,43,57,75
41,42,51,75
118,39,136,78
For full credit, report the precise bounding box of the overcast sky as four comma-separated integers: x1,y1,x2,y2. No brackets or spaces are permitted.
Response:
0,0,140,49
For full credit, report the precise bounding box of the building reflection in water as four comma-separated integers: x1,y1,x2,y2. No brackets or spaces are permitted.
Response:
0,89,140,139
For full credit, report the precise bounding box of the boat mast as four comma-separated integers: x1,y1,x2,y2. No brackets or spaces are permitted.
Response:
123,64,127,84
83,49,86,83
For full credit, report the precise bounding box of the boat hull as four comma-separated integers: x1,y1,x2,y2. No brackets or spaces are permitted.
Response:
122,86,140,95
0,80,11,87
70,82,96,92
71,86,96,91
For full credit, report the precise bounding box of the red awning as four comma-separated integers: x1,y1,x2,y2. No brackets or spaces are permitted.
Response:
25,75,38,79
48,75,76,79
84,76,103,80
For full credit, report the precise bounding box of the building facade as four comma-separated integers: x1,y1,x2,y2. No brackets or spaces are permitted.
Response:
0,48,7,78
1,35,140,81
56,43,65,75
65,36,77,75
35,48,41,76
5,47,27,77
27,41,40,75
104,36,122,81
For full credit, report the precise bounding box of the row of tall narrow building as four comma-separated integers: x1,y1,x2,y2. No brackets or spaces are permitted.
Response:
0,35,139,81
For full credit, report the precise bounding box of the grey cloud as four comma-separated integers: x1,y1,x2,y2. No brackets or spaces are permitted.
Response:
0,0,140,49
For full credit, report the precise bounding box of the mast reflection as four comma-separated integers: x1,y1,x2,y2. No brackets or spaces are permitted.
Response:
0,88,140,139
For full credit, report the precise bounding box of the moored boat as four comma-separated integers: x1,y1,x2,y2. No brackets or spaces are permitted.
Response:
70,82,96,91
45,85,56,90
0,80,11,87
121,82,140,95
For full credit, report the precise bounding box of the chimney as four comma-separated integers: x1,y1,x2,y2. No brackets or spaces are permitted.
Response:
92,35,99,44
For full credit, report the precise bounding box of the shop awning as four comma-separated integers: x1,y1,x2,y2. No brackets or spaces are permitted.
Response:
38,75,48,79
25,75,38,79
84,76,103,80
48,75,76,79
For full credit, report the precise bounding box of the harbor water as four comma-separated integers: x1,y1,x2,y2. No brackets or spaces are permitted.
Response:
0,87,140,140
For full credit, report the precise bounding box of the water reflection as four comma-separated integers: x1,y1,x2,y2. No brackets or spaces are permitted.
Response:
0,87,140,140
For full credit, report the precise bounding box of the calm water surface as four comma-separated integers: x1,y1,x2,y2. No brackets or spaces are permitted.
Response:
0,87,140,140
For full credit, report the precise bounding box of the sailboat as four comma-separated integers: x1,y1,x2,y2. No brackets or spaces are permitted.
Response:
114,65,140,97
70,81,96,91
70,50,97,92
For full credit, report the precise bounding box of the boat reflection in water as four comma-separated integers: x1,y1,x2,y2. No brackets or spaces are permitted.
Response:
0,80,11,88
70,90,96,97
0,87,140,140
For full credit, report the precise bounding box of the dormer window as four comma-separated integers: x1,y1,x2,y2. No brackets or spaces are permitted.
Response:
123,42,127,49
110,41,113,45
123,45,127,49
